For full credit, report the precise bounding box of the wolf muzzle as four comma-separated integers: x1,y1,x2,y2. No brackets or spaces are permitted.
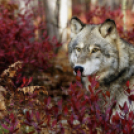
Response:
74,66,84,74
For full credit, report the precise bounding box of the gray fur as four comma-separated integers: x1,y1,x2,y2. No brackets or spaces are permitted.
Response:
68,17,134,112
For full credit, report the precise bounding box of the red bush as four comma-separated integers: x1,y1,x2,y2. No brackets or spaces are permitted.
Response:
73,5,134,44
66,78,134,134
1,2,134,134
2,77,134,133
0,3,60,74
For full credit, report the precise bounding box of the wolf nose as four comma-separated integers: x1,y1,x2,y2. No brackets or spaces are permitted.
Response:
74,66,84,73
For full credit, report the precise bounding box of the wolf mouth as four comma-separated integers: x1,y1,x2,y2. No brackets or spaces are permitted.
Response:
74,70,97,78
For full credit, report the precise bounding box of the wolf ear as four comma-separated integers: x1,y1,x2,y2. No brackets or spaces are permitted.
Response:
71,16,85,38
100,19,117,39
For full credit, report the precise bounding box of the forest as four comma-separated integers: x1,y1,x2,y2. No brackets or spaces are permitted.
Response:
1,0,134,133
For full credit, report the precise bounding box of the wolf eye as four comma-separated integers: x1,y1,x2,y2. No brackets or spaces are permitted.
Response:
76,47,81,52
92,48,99,53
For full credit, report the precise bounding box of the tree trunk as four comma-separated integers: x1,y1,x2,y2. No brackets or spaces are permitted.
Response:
9,0,34,15
44,0,72,43
122,0,127,31
90,0,97,9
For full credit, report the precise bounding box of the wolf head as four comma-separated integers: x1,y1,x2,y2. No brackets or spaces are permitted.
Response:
68,17,128,83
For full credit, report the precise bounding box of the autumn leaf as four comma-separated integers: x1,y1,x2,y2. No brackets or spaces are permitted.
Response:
128,95,134,101
63,106,68,115
106,91,110,98
52,120,57,128
126,81,129,87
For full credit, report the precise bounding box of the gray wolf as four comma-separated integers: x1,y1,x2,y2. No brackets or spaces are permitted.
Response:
68,16,134,112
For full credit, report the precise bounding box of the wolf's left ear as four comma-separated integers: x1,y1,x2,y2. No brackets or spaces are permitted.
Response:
99,19,117,39
71,16,85,38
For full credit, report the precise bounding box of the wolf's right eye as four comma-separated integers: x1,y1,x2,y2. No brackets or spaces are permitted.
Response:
76,47,81,52
92,48,99,53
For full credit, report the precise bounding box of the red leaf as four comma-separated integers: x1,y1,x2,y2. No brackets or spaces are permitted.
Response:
112,101,117,109
53,106,58,116
35,111,40,122
47,97,51,106
121,119,126,126
30,59,36,64
70,114,74,124
126,81,129,87
111,113,120,123
13,128,19,133
109,108,113,119
88,76,92,82
9,113,14,120
95,82,99,89
26,111,32,122
76,76,81,81
96,89,102,95
22,47,25,53
90,95,97,101
128,95,134,101
77,92,84,100
127,88,131,94
61,127,65,134
38,121,44,125
125,88,131,94
52,120,57,127
1,124,9,130
57,114,62,121
44,98,47,105
58,99,62,108
27,131,35,134
106,91,110,98
31,92,38,99
63,106,68,115
22,77,27,85
27,77,33,85
123,102,129,113
47,115,50,126
88,85,94,94
119,104,123,111
81,100,88,106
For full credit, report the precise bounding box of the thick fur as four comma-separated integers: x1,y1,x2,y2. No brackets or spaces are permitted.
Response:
68,17,134,112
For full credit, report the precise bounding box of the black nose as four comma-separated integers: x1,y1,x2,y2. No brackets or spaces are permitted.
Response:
74,66,84,73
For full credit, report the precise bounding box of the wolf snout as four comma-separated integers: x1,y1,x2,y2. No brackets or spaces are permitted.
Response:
74,66,84,74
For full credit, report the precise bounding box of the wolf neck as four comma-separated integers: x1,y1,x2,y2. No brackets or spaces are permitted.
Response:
117,38,129,73
100,38,134,86
100,68,127,86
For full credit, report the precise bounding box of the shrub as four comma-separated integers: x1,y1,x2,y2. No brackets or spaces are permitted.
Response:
1,2,134,134
0,2,60,74
73,5,134,44
2,76,134,134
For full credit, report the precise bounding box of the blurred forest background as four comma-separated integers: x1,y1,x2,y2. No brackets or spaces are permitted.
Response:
1,0,134,133
2,0,134,45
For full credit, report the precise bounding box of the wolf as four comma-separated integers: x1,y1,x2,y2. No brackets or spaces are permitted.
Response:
68,16,134,112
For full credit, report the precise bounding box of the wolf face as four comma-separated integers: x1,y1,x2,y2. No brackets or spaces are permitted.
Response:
68,16,134,111
68,17,120,83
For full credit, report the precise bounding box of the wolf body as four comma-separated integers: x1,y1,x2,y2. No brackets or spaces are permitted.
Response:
68,17,134,111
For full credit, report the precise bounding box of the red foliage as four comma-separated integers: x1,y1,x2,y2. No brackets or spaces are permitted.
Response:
65,79,134,134
0,3,60,74
73,5,134,44
1,2,134,134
